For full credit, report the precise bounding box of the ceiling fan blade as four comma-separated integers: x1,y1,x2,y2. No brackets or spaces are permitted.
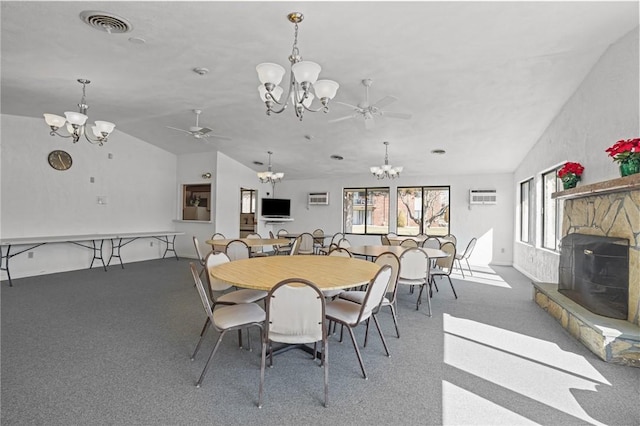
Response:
166,126,191,134
202,133,232,141
335,101,362,110
196,127,213,135
328,114,357,123
383,111,413,120
371,95,398,109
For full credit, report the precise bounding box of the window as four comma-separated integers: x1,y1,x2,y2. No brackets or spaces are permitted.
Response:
240,188,256,213
542,168,562,250
397,186,450,236
182,184,211,221
519,179,533,243
343,188,389,235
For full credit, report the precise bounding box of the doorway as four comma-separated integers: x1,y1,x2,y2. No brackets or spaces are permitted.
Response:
239,188,257,238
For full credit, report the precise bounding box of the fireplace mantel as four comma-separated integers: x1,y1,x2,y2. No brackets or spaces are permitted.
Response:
553,173,640,200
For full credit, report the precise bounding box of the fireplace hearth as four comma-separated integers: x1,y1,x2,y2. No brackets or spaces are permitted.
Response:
558,234,629,320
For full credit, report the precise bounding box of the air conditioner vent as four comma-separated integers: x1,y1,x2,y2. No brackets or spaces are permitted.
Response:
308,192,329,205
470,189,497,205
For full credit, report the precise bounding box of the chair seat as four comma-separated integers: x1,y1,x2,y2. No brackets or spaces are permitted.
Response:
397,277,425,286
339,291,390,306
325,299,366,325
430,267,446,276
218,289,268,304
322,289,343,299
212,303,265,330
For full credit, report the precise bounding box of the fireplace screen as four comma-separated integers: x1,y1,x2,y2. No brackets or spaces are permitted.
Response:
558,234,629,320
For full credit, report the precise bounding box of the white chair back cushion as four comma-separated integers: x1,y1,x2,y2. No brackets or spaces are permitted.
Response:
399,248,429,280
205,252,232,292
328,248,351,258
422,238,440,249
190,263,214,321
362,266,392,316
268,284,323,344
375,252,400,294
298,233,315,253
436,241,456,270
226,240,249,260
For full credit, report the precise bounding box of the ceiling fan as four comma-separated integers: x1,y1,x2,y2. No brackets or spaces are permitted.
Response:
329,79,412,130
166,109,231,140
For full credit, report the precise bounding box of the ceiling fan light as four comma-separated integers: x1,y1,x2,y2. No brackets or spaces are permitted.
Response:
258,85,283,102
256,63,286,85
91,125,101,138
43,113,67,128
275,172,284,179
64,111,88,126
292,61,321,85
370,167,380,174
395,166,404,173
313,79,339,100
94,120,115,134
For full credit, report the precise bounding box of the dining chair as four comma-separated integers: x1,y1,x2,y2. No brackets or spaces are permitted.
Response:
191,252,268,360
276,229,289,237
225,239,250,261
339,252,401,338
380,234,391,245
289,235,302,255
421,237,441,249
430,241,457,299
325,265,393,379
210,232,226,254
312,228,325,254
269,230,291,255
319,232,344,255
323,248,353,299
387,233,400,246
400,239,418,247
246,233,268,257
297,232,316,255
258,278,328,408
188,263,265,388
192,236,207,277
442,233,457,246
337,237,351,249
455,237,477,278
397,247,432,315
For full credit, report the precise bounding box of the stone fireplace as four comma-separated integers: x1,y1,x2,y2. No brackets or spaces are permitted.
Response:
533,173,640,367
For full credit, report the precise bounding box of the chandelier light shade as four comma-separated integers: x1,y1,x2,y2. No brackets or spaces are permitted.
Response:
256,12,339,121
370,141,403,179
43,79,115,146
257,151,284,184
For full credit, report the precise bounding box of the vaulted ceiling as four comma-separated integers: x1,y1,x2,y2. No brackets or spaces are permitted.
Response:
2,1,638,179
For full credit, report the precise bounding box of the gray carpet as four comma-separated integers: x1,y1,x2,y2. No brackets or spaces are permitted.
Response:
2,259,639,425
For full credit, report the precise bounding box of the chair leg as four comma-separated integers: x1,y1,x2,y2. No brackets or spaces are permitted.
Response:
323,337,329,408
465,258,473,276
191,317,211,360
456,259,466,278
258,337,267,408
196,329,227,388
344,323,367,379
426,285,432,317
363,318,370,347
371,314,390,357
447,276,458,299
416,284,426,310
388,304,400,338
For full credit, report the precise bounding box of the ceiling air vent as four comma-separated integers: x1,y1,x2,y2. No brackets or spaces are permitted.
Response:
308,192,329,205
469,189,497,205
79,11,133,34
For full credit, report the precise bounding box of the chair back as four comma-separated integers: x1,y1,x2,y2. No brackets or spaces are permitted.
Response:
337,238,351,248
225,239,250,261
269,230,276,239
462,237,477,259
312,228,325,244
289,236,301,255
442,234,457,245
327,247,352,257
190,263,214,323
421,237,440,249
380,235,391,245
211,233,225,240
246,233,264,255
400,239,418,247
329,232,344,246
266,278,326,344
359,265,393,319
277,229,289,237
204,252,233,292
375,252,401,298
297,232,315,254
399,247,430,280
192,236,206,265
435,241,456,272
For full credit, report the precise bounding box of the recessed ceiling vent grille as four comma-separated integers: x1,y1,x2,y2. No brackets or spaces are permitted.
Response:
79,11,133,34
469,189,497,205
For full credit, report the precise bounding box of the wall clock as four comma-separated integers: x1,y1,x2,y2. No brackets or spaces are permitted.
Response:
47,150,73,171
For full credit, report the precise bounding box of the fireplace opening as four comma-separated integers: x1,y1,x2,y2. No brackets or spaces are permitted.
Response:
558,234,629,320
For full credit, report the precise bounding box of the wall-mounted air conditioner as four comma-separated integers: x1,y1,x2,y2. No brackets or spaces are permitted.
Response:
469,189,497,205
308,192,329,205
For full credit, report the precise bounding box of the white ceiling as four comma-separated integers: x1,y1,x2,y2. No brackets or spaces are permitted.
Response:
1,1,638,179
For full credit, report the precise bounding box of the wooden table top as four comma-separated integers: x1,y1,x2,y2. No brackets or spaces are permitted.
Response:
387,235,447,243
206,238,290,247
209,256,381,291
348,245,449,259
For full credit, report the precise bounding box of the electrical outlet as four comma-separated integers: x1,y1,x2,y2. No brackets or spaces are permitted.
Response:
150,241,154,247
90,177,95,183
28,252,34,258
501,248,505,253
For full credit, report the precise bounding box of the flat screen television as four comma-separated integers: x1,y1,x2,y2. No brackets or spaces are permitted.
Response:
261,198,291,218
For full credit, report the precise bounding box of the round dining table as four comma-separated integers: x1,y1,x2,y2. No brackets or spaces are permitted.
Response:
205,237,290,248
209,255,380,291
347,245,449,260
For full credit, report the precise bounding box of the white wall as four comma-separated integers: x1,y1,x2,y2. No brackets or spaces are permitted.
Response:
513,27,639,282
271,172,514,266
0,114,177,279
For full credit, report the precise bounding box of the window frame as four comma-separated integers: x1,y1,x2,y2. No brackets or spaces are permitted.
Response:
541,167,562,251
343,187,390,235
397,186,450,236
519,178,533,244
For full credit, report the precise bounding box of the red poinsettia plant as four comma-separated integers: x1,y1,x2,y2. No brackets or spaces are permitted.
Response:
557,162,584,179
606,138,640,163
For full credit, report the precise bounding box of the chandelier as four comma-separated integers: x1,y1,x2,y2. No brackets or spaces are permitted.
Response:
370,141,403,179
257,151,284,184
256,12,339,121
43,79,115,146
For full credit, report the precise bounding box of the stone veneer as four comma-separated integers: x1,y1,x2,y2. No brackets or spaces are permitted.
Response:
534,174,640,367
